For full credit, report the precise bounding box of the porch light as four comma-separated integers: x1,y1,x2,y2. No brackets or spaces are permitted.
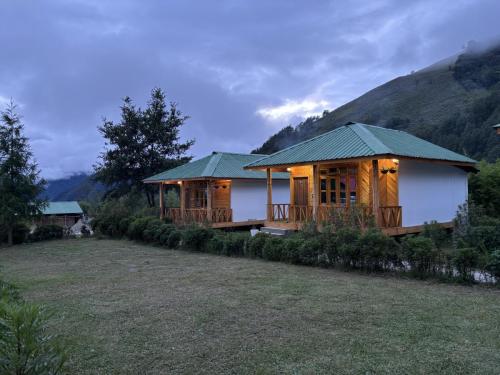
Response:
286,168,291,172
392,159,399,165
177,181,182,185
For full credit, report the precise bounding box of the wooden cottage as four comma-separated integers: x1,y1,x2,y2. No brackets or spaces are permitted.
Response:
494,124,500,135
144,152,290,228
244,122,477,235
38,201,84,227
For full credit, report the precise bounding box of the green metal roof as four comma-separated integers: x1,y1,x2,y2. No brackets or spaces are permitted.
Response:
144,152,289,182
245,122,477,168
43,201,83,215
493,124,500,128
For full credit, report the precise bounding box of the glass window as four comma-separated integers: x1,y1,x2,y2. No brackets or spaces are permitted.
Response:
330,178,336,191
320,178,326,190
330,192,337,204
321,192,327,204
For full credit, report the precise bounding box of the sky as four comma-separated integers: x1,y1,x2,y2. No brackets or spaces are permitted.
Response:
1,0,500,179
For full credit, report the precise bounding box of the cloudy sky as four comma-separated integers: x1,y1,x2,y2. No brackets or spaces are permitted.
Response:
1,0,499,179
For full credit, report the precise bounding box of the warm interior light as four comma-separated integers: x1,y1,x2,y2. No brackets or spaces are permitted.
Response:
392,159,399,165
286,167,292,172
177,181,182,185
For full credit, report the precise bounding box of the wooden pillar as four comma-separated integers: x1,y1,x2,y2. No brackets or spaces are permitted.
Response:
266,168,272,221
159,183,165,219
179,181,186,220
371,160,380,226
312,164,319,221
206,180,212,222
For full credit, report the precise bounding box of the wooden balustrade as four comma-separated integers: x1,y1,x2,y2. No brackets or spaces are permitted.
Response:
379,206,402,228
268,204,402,228
165,207,232,224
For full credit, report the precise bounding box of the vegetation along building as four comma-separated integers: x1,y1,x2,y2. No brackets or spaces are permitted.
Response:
144,152,290,228
244,122,477,235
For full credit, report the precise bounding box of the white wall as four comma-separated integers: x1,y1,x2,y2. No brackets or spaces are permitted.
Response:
231,179,290,222
398,159,468,226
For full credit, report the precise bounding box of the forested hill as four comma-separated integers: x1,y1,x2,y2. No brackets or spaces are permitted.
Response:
41,173,104,202
253,44,500,162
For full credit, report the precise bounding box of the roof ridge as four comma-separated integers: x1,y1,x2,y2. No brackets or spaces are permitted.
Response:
202,152,223,176
349,123,392,154
245,126,346,167
212,151,266,157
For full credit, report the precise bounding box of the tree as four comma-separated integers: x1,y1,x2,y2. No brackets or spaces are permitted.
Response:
94,88,194,206
0,102,46,246
469,160,500,218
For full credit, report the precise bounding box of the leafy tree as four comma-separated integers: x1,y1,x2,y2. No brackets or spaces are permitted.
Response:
0,102,46,246
94,88,194,206
469,160,500,218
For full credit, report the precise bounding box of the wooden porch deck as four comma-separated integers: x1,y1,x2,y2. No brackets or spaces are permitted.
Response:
163,207,264,228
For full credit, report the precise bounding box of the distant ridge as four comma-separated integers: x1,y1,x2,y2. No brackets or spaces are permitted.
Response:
42,173,105,202
254,43,500,162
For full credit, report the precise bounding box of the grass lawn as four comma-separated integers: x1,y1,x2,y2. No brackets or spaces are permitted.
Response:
1,238,500,374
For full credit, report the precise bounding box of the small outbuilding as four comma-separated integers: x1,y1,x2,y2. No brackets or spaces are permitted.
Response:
244,122,477,235
144,152,290,228
493,124,500,135
39,201,84,227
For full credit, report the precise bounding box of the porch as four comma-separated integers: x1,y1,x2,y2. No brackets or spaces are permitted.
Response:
264,158,403,230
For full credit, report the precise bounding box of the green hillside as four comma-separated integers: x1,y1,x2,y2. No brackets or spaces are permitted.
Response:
254,44,500,161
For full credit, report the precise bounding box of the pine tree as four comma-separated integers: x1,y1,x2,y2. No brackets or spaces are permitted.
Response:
0,101,46,245
94,88,194,206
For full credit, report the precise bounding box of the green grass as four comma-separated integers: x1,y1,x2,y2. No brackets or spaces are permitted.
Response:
1,238,500,374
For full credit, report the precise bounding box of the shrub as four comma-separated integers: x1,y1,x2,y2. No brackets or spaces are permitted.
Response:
28,225,64,242
262,237,286,261
486,250,500,278
358,229,401,271
127,217,159,241
220,232,248,257
143,220,164,243
158,224,176,246
167,230,182,248
298,237,323,266
0,301,67,374
282,238,304,264
207,235,225,255
452,247,481,282
422,221,449,249
0,279,21,303
246,233,268,258
119,217,132,236
181,225,214,251
402,236,439,277
336,228,362,268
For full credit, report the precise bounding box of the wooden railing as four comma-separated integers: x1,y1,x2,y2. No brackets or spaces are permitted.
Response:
268,204,402,228
379,206,402,228
164,207,232,224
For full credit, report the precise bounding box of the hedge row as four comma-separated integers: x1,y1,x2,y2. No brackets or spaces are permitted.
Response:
93,212,500,284
0,224,64,245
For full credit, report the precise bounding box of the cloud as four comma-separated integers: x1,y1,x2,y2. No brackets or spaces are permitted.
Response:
0,0,499,179
257,98,330,123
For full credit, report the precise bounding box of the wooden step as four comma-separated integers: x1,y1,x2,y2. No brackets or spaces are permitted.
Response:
260,227,295,236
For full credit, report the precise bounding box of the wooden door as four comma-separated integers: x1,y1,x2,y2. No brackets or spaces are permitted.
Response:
293,177,308,206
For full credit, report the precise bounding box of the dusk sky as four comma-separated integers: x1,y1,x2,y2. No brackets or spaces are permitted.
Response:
1,0,499,179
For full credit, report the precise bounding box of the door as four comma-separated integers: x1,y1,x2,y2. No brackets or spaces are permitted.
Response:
293,177,308,206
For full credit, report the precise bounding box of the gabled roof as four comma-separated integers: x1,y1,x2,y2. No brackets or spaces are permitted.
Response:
43,201,83,215
493,124,500,128
144,152,289,182
245,122,477,168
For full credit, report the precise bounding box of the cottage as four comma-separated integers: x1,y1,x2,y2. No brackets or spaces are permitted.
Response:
494,124,500,135
244,122,477,235
39,201,84,227
144,152,290,228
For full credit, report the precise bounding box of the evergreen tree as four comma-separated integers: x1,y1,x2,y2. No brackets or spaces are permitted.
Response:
0,102,46,245
94,88,194,206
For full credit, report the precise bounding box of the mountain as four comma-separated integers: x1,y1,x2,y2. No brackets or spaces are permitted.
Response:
254,43,500,162
42,173,105,202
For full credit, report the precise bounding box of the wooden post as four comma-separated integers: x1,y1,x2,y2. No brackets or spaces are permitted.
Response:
206,180,212,222
159,183,165,220
371,160,380,226
266,168,273,221
312,164,319,221
179,181,186,220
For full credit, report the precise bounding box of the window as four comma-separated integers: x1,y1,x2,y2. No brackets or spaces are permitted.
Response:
318,166,357,206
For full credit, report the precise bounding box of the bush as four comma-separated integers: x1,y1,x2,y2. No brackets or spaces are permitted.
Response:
262,237,286,262
1,223,30,245
247,233,268,258
142,220,164,243
0,301,67,374
181,225,214,251
158,224,176,246
298,238,323,266
207,235,225,255
336,228,362,268
486,250,500,278
127,217,159,241
167,230,182,248
452,247,481,282
0,279,21,303
422,221,449,249
282,238,304,264
119,217,132,236
402,236,439,277
221,232,248,257
358,229,401,271
28,225,64,242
